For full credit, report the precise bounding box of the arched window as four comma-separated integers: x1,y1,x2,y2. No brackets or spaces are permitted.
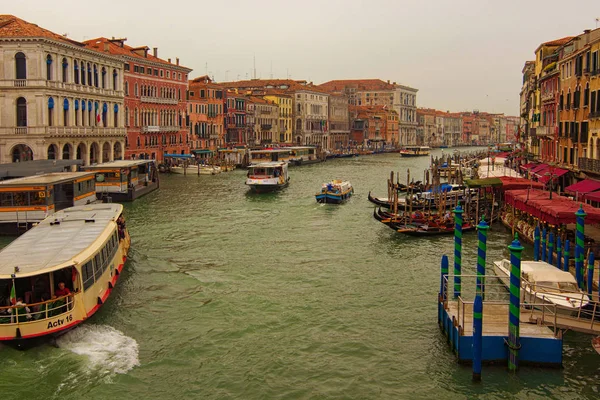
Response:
585,82,590,107
62,58,68,82
80,62,86,85
63,98,69,126
134,83,138,97
101,67,106,88
134,108,139,126
47,144,57,160
102,103,108,127
113,69,118,90
87,63,92,86
114,104,119,128
75,99,80,126
15,52,26,80
16,97,27,127
48,97,55,126
93,65,98,87
125,107,129,127
46,54,53,80
74,59,79,84
137,137,141,147
125,81,129,96
296,119,302,131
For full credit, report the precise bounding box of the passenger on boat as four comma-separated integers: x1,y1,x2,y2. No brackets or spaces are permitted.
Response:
117,215,126,240
35,293,50,320
8,298,32,322
55,282,70,297
53,283,71,316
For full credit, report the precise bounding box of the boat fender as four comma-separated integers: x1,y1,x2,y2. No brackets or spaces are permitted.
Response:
108,281,114,289
16,327,22,339
115,268,120,276
97,297,104,305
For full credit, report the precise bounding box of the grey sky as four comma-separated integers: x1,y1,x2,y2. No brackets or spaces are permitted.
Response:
4,0,600,115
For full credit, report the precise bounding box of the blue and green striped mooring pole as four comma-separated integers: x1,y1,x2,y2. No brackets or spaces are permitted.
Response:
472,294,483,382
575,206,587,290
548,231,554,265
440,254,449,301
556,236,562,270
563,239,570,273
477,218,489,299
541,227,547,262
533,224,540,262
588,252,595,295
508,234,524,372
453,205,463,298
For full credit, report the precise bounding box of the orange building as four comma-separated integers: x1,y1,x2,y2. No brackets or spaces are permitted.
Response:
188,76,225,156
349,105,396,150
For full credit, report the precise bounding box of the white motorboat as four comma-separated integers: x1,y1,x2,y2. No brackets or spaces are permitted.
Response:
245,161,289,193
493,259,590,315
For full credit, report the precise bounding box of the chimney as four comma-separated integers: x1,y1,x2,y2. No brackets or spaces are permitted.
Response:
103,42,109,52
168,58,171,63
176,57,180,66
153,47,158,58
387,80,390,84
584,29,591,34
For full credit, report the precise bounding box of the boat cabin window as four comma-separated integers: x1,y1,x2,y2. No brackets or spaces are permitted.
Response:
0,190,50,207
535,281,561,293
558,282,578,292
81,229,120,291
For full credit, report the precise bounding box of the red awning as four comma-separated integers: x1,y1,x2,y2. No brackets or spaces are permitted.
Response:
537,167,569,183
584,191,600,202
530,164,548,174
505,188,600,225
565,179,600,195
519,162,538,170
498,176,545,190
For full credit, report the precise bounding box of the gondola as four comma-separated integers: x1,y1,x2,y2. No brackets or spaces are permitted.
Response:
398,223,477,236
368,191,392,208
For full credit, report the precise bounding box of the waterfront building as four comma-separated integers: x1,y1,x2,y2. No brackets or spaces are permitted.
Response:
245,97,255,146
318,79,418,145
538,52,560,162
249,96,278,145
505,116,520,143
520,61,536,157
188,76,225,152
557,30,600,168
327,94,350,150
225,91,247,145
263,90,293,144
219,79,329,149
349,105,391,151
0,15,126,165
417,109,437,147
437,111,463,147
84,37,192,162
589,35,600,169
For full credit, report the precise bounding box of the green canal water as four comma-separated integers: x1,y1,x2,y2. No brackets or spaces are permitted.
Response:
1,150,599,400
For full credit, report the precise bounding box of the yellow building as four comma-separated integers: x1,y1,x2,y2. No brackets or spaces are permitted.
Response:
589,36,600,159
264,91,293,144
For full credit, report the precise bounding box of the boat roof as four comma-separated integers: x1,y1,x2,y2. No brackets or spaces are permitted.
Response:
0,204,123,279
0,172,95,187
250,149,291,153
248,161,287,168
84,160,156,169
520,261,577,283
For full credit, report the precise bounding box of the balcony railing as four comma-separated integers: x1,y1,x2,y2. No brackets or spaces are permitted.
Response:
140,96,178,105
0,79,124,96
141,125,181,133
578,157,600,174
541,92,555,102
47,126,126,136
590,111,600,119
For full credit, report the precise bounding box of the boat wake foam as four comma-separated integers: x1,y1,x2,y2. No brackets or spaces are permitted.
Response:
56,324,140,376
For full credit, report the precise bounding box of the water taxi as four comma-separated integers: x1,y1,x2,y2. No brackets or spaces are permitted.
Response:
245,161,289,193
83,160,159,202
170,164,221,175
316,180,354,204
289,146,322,166
400,146,431,157
493,259,590,316
0,203,130,346
0,172,97,235
249,148,293,165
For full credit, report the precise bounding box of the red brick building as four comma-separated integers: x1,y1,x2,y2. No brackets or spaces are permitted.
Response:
188,76,225,154
84,38,192,162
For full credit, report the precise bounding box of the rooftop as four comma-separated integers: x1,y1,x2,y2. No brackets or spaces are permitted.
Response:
0,15,83,47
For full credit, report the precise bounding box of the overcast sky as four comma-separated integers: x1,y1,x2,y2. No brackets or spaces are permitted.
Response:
4,0,600,115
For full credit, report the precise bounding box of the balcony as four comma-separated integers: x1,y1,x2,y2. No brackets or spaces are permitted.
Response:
590,111,600,119
578,157,600,174
47,126,126,136
141,125,181,133
0,79,124,97
541,92,555,102
260,124,272,131
140,96,178,105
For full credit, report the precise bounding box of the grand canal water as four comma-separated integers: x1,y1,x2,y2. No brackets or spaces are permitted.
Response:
1,149,599,400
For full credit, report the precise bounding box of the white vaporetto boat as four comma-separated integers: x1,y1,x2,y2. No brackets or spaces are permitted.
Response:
171,164,221,175
0,204,130,346
493,259,590,315
245,161,289,193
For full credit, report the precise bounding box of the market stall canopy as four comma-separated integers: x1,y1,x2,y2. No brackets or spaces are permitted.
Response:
537,167,569,183
498,176,545,190
530,164,548,174
583,191,600,202
565,179,600,196
519,162,539,171
505,189,600,225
